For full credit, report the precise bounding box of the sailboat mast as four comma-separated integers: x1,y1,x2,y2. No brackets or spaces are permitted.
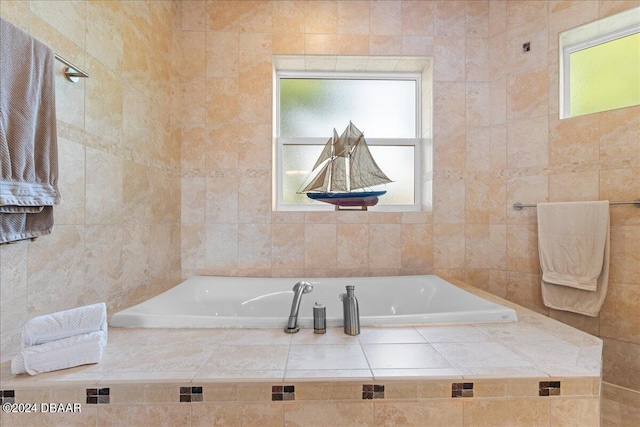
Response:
327,131,334,192
345,123,351,192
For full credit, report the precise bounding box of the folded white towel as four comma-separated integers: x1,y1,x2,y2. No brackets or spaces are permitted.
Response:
11,331,105,375
22,303,107,347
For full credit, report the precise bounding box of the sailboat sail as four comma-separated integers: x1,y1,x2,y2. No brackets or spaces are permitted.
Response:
300,122,392,196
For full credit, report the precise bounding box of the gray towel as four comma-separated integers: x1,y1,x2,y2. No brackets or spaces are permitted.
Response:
0,17,60,244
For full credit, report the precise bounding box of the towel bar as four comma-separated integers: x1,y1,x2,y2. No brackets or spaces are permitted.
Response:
513,198,640,210
54,54,89,83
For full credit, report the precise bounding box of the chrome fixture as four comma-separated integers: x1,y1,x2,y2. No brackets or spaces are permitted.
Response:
513,198,640,210
284,281,313,333
340,285,360,336
54,54,89,83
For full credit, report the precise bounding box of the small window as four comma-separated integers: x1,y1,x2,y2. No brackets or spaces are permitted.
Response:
275,71,423,211
560,7,640,118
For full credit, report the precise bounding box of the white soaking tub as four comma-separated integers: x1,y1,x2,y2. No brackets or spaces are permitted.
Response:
110,275,517,328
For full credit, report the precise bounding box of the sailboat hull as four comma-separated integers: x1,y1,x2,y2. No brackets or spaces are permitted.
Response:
307,190,386,209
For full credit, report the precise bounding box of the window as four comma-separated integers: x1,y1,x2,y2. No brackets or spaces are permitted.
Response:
560,7,640,118
274,57,432,212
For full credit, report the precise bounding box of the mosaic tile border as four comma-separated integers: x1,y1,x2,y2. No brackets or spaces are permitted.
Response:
539,381,561,396
180,386,203,402
452,382,474,398
86,388,110,404
1,390,15,404
362,385,385,400
272,385,295,401
2,377,591,408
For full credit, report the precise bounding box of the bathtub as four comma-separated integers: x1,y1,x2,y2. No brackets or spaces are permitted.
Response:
110,275,517,328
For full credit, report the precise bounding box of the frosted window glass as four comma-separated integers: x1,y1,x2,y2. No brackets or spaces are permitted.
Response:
282,145,414,205
570,32,640,117
280,79,416,138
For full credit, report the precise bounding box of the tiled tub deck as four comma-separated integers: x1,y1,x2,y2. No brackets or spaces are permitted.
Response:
0,286,602,426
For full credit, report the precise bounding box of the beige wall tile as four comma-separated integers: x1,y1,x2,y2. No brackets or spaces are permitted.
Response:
507,0,548,30
463,398,550,426
273,33,306,54
506,116,549,168
601,282,640,344
239,223,272,270
434,125,465,172
402,35,434,56
507,67,549,122
86,1,123,74
305,224,337,270
402,0,434,36
97,404,190,427
84,224,123,305
506,271,547,314
274,1,305,34
466,0,490,37
375,400,464,427
466,175,490,222
55,138,86,225
489,124,507,172
205,223,239,270
0,2,181,360
433,36,465,82
600,168,640,226
370,0,402,36
506,17,549,75
599,106,640,160
433,178,465,224
401,223,434,270
466,38,490,82
506,175,548,225
609,227,640,285
506,223,539,273
237,0,273,33
466,83,491,126
548,114,599,165
434,0,466,37
369,224,402,269
0,0,29,31
284,401,374,427
549,171,599,203
85,57,123,147
466,224,491,269
433,224,466,269
337,224,370,269
27,225,85,317
206,0,239,32
370,35,402,55
0,243,28,335
30,0,86,47
550,397,600,427
239,173,272,224
548,308,601,337
305,0,337,34
489,32,507,81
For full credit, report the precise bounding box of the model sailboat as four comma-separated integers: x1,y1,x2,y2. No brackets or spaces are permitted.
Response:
299,122,392,210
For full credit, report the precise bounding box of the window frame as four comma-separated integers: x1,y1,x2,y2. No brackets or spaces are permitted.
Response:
274,70,423,212
560,7,640,119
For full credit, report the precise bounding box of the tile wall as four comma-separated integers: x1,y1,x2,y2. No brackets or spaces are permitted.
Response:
0,1,182,357
0,0,637,415
0,378,602,427
179,0,639,395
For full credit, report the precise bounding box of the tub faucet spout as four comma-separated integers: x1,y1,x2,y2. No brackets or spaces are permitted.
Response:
284,281,313,333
